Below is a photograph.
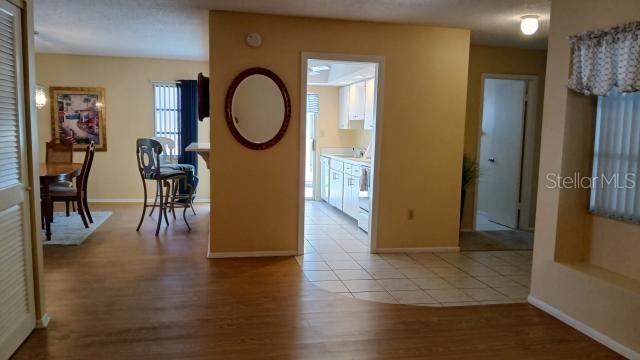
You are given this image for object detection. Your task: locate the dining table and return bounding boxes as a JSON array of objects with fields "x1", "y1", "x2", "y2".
[{"x1": 40, "y1": 162, "x2": 84, "y2": 240}]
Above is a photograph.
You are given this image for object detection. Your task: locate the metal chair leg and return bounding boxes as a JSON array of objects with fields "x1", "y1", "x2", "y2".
[
  {"x1": 182, "y1": 206, "x2": 191, "y2": 231},
  {"x1": 162, "y1": 181, "x2": 170, "y2": 226},
  {"x1": 65, "y1": 201, "x2": 70, "y2": 217},
  {"x1": 170, "y1": 179, "x2": 177, "y2": 220},
  {"x1": 149, "y1": 182, "x2": 159, "y2": 216},
  {"x1": 155, "y1": 180, "x2": 163, "y2": 236},
  {"x1": 137, "y1": 179, "x2": 148, "y2": 231},
  {"x1": 190, "y1": 203, "x2": 197, "y2": 216}
]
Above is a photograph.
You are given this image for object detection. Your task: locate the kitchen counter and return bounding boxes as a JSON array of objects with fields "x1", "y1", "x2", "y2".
[{"x1": 322, "y1": 154, "x2": 371, "y2": 167}]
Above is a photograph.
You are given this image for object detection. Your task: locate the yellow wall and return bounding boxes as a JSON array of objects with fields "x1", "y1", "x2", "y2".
[
  {"x1": 531, "y1": 0, "x2": 640, "y2": 354},
  {"x1": 461, "y1": 46, "x2": 547, "y2": 230},
  {"x1": 309, "y1": 85, "x2": 362, "y2": 152},
  {"x1": 210, "y1": 12, "x2": 470, "y2": 254},
  {"x1": 35, "y1": 54, "x2": 210, "y2": 200}
]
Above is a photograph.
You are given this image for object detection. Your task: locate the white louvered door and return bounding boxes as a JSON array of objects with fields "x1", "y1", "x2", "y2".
[{"x1": 0, "y1": 1, "x2": 36, "y2": 359}]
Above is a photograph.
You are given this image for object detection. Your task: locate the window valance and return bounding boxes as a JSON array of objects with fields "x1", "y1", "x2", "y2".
[{"x1": 568, "y1": 21, "x2": 640, "y2": 96}]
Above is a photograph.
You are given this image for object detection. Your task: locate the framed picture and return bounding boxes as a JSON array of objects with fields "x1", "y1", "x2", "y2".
[{"x1": 50, "y1": 87, "x2": 107, "y2": 151}]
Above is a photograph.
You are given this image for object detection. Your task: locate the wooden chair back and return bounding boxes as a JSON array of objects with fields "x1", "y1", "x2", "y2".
[
  {"x1": 78, "y1": 142, "x2": 95, "y2": 193},
  {"x1": 46, "y1": 141, "x2": 73, "y2": 164}
]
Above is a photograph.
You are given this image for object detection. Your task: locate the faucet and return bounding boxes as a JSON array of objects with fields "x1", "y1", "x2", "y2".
[{"x1": 352, "y1": 147, "x2": 365, "y2": 158}]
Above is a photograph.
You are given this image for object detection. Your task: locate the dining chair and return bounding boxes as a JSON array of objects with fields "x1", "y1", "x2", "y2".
[
  {"x1": 136, "y1": 138, "x2": 193, "y2": 236},
  {"x1": 45, "y1": 140, "x2": 78, "y2": 215},
  {"x1": 45, "y1": 140, "x2": 73, "y2": 163},
  {"x1": 42, "y1": 141, "x2": 95, "y2": 229}
]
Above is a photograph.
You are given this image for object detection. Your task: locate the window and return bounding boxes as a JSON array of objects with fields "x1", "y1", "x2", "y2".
[
  {"x1": 590, "y1": 89, "x2": 640, "y2": 223},
  {"x1": 153, "y1": 83, "x2": 181, "y2": 156}
]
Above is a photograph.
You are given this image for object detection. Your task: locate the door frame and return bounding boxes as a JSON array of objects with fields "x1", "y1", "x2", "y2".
[
  {"x1": 473, "y1": 74, "x2": 539, "y2": 231},
  {"x1": 298, "y1": 52, "x2": 386, "y2": 255},
  {"x1": 304, "y1": 105, "x2": 319, "y2": 200}
]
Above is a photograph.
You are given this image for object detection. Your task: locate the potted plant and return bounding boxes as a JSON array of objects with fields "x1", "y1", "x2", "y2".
[{"x1": 461, "y1": 154, "x2": 479, "y2": 221}]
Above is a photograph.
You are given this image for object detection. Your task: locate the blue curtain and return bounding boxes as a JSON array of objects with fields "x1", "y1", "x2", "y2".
[{"x1": 178, "y1": 80, "x2": 198, "y2": 175}]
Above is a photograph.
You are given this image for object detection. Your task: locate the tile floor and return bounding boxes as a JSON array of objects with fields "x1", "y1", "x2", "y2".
[{"x1": 299, "y1": 201, "x2": 532, "y2": 306}]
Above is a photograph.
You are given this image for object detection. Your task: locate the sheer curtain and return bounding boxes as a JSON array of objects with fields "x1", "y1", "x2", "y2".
[{"x1": 590, "y1": 89, "x2": 640, "y2": 223}]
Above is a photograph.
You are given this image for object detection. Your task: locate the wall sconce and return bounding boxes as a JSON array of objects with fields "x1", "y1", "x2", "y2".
[{"x1": 35, "y1": 85, "x2": 47, "y2": 109}]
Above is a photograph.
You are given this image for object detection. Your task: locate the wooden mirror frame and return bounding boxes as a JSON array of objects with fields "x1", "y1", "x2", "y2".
[{"x1": 224, "y1": 67, "x2": 291, "y2": 150}]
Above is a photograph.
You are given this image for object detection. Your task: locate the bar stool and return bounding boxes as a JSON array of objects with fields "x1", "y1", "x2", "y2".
[{"x1": 135, "y1": 138, "x2": 193, "y2": 236}]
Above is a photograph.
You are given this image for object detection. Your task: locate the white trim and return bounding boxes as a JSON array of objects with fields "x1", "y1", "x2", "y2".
[
  {"x1": 36, "y1": 313, "x2": 50, "y2": 329},
  {"x1": 207, "y1": 250, "x2": 298, "y2": 258},
  {"x1": 87, "y1": 198, "x2": 211, "y2": 203},
  {"x1": 528, "y1": 295, "x2": 640, "y2": 360},
  {"x1": 472, "y1": 74, "x2": 539, "y2": 231},
  {"x1": 299, "y1": 52, "x2": 386, "y2": 257},
  {"x1": 375, "y1": 246, "x2": 460, "y2": 253}
]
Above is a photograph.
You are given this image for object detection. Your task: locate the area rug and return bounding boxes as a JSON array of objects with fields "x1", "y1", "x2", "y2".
[
  {"x1": 459, "y1": 230, "x2": 534, "y2": 251},
  {"x1": 42, "y1": 211, "x2": 112, "y2": 246}
]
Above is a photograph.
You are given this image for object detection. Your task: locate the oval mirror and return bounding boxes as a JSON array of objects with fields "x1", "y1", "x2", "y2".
[{"x1": 225, "y1": 68, "x2": 291, "y2": 150}]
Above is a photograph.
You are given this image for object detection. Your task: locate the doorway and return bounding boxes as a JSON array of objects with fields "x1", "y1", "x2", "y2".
[
  {"x1": 473, "y1": 75, "x2": 538, "y2": 235},
  {"x1": 298, "y1": 53, "x2": 384, "y2": 257}
]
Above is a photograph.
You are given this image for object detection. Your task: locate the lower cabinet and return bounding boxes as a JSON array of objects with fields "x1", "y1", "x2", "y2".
[
  {"x1": 343, "y1": 174, "x2": 360, "y2": 219},
  {"x1": 329, "y1": 169, "x2": 343, "y2": 209},
  {"x1": 324, "y1": 157, "x2": 363, "y2": 220}
]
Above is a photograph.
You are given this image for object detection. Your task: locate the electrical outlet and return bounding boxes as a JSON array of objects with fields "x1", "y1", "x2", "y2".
[{"x1": 408, "y1": 209, "x2": 414, "y2": 220}]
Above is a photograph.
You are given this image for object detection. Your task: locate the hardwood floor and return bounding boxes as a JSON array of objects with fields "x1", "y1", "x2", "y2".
[{"x1": 12, "y1": 204, "x2": 621, "y2": 359}]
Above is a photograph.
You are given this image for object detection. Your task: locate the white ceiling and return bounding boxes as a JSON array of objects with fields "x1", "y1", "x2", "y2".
[
  {"x1": 308, "y1": 60, "x2": 376, "y2": 86},
  {"x1": 34, "y1": 0, "x2": 550, "y2": 61}
]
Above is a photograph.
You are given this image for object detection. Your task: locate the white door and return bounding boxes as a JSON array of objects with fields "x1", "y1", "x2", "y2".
[
  {"x1": 0, "y1": 1, "x2": 36, "y2": 359},
  {"x1": 478, "y1": 79, "x2": 527, "y2": 229}
]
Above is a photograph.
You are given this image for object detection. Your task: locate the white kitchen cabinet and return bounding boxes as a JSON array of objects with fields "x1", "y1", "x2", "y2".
[
  {"x1": 338, "y1": 86, "x2": 350, "y2": 129},
  {"x1": 364, "y1": 77, "x2": 376, "y2": 130},
  {"x1": 348, "y1": 82, "x2": 366, "y2": 121},
  {"x1": 320, "y1": 156, "x2": 330, "y2": 202},
  {"x1": 343, "y1": 173, "x2": 361, "y2": 219},
  {"x1": 339, "y1": 83, "x2": 366, "y2": 130},
  {"x1": 329, "y1": 169, "x2": 344, "y2": 209}
]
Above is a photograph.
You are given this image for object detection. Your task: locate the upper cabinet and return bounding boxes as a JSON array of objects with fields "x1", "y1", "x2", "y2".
[
  {"x1": 338, "y1": 79, "x2": 376, "y2": 130},
  {"x1": 338, "y1": 86, "x2": 351, "y2": 129},
  {"x1": 348, "y1": 82, "x2": 366, "y2": 121},
  {"x1": 364, "y1": 78, "x2": 376, "y2": 130}
]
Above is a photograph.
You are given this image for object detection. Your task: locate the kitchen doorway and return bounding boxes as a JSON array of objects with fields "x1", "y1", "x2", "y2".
[
  {"x1": 473, "y1": 75, "x2": 539, "y2": 234},
  {"x1": 298, "y1": 53, "x2": 384, "y2": 258}
]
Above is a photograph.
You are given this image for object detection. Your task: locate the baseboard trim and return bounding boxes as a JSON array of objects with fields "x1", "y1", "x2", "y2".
[
  {"x1": 459, "y1": 228, "x2": 474, "y2": 232},
  {"x1": 528, "y1": 295, "x2": 639, "y2": 360},
  {"x1": 36, "y1": 313, "x2": 50, "y2": 329},
  {"x1": 375, "y1": 246, "x2": 460, "y2": 253},
  {"x1": 88, "y1": 198, "x2": 211, "y2": 203},
  {"x1": 208, "y1": 250, "x2": 298, "y2": 258}
]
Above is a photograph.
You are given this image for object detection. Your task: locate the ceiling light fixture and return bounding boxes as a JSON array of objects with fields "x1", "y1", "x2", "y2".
[
  {"x1": 310, "y1": 65, "x2": 331, "y2": 72},
  {"x1": 520, "y1": 15, "x2": 539, "y2": 36}
]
